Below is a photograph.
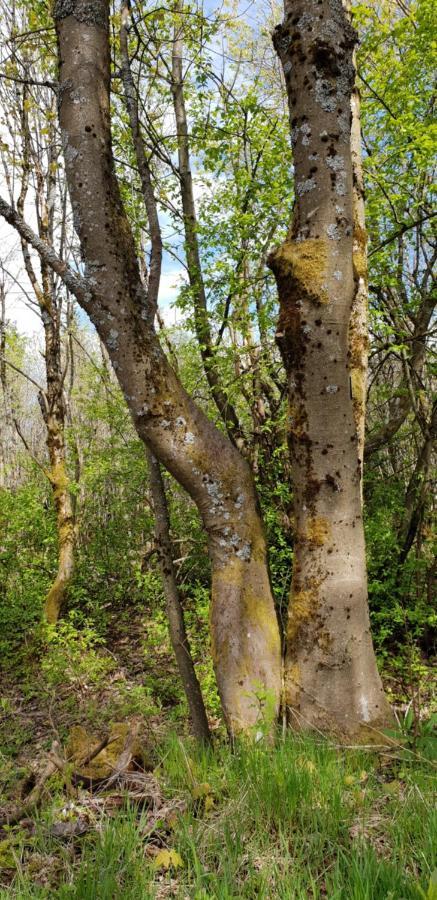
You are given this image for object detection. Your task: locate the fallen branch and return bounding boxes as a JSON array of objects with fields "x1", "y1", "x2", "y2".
[
  {"x1": 0, "y1": 741, "x2": 62, "y2": 826},
  {"x1": 96, "y1": 721, "x2": 141, "y2": 792}
]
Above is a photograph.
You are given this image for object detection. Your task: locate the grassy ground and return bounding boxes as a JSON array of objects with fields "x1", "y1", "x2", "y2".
[
  {"x1": 1, "y1": 611, "x2": 435, "y2": 898},
  {"x1": 1, "y1": 731, "x2": 435, "y2": 899}
]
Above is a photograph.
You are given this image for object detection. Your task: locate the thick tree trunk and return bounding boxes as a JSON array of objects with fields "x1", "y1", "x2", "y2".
[
  {"x1": 269, "y1": 0, "x2": 393, "y2": 736},
  {"x1": 50, "y1": 0, "x2": 281, "y2": 733},
  {"x1": 147, "y1": 450, "x2": 211, "y2": 743},
  {"x1": 349, "y1": 77, "x2": 368, "y2": 476}
]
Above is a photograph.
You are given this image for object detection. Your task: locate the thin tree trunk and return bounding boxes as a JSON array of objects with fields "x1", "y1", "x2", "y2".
[
  {"x1": 120, "y1": 7, "x2": 211, "y2": 741},
  {"x1": 43, "y1": 0, "x2": 281, "y2": 733},
  {"x1": 13, "y1": 91, "x2": 75, "y2": 624},
  {"x1": 171, "y1": 4, "x2": 244, "y2": 447},
  {"x1": 397, "y1": 400, "x2": 436, "y2": 565},
  {"x1": 0, "y1": 280, "x2": 15, "y2": 487},
  {"x1": 147, "y1": 450, "x2": 211, "y2": 743},
  {"x1": 40, "y1": 308, "x2": 75, "y2": 624},
  {"x1": 269, "y1": 0, "x2": 393, "y2": 736}
]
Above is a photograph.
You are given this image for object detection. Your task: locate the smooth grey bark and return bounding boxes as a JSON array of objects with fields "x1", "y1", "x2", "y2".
[{"x1": 269, "y1": 0, "x2": 393, "y2": 737}]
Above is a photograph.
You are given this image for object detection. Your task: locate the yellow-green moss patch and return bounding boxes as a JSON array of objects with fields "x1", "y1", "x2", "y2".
[
  {"x1": 65, "y1": 723, "x2": 147, "y2": 780},
  {"x1": 302, "y1": 515, "x2": 331, "y2": 546},
  {"x1": 268, "y1": 239, "x2": 329, "y2": 304}
]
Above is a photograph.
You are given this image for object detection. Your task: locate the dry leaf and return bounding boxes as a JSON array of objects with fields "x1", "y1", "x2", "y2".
[{"x1": 153, "y1": 849, "x2": 184, "y2": 871}]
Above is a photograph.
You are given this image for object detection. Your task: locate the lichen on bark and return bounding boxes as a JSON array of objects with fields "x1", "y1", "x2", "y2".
[{"x1": 52, "y1": 0, "x2": 107, "y2": 26}]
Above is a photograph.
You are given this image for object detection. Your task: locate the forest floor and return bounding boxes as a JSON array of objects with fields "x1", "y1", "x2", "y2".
[{"x1": 0, "y1": 610, "x2": 436, "y2": 899}]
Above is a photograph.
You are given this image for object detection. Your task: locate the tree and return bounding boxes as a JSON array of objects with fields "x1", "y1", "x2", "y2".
[
  {"x1": 0, "y1": 31, "x2": 76, "y2": 623},
  {"x1": 268, "y1": 0, "x2": 393, "y2": 734},
  {"x1": 1, "y1": 0, "x2": 405, "y2": 738},
  {"x1": 1, "y1": 0, "x2": 281, "y2": 734}
]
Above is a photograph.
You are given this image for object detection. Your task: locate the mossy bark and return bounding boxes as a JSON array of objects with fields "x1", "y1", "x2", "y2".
[
  {"x1": 269, "y1": 0, "x2": 393, "y2": 737},
  {"x1": 53, "y1": 0, "x2": 281, "y2": 733},
  {"x1": 41, "y1": 307, "x2": 75, "y2": 625},
  {"x1": 14, "y1": 91, "x2": 75, "y2": 626}
]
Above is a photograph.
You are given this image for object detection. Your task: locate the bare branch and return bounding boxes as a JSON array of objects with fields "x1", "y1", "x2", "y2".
[{"x1": 0, "y1": 195, "x2": 91, "y2": 308}]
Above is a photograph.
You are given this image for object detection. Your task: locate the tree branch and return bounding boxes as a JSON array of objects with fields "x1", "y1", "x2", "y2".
[{"x1": 0, "y1": 196, "x2": 91, "y2": 308}]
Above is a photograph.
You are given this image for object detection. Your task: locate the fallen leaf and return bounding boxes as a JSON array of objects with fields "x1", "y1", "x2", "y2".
[{"x1": 153, "y1": 848, "x2": 184, "y2": 870}]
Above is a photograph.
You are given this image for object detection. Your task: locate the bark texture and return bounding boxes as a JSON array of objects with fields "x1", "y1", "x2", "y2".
[
  {"x1": 15, "y1": 89, "x2": 75, "y2": 624},
  {"x1": 40, "y1": 311, "x2": 75, "y2": 625},
  {"x1": 269, "y1": 0, "x2": 393, "y2": 736},
  {"x1": 50, "y1": 0, "x2": 281, "y2": 732},
  {"x1": 147, "y1": 450, "x2": 211, "y2": 743}
]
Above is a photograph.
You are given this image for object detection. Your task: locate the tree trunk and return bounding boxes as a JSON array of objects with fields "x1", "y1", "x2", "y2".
[
  {"x1": 147, "y1": 450, "x2": 211, "y2": 743},
  {"x1": 397, "y1": 399, "x2": 437, "y2": 565},
  {"x1": 268, "y1": 0, "x2": 393, "y2": 736},
  {"x1": 170, "y1": 5, "x2": 244, "y2": 447},
  {"x1": 49, "y1": 0, "x2": 281, "y2": 733},
  {"x1": 40, "y1": 307, "x2": 75, "y2": 625},
  {"x1": 13, "y1": 88, "x2": 75, "y2": 625},
  {"x1": 0, "y1": 281, "x2": 15, "y2": 488}
]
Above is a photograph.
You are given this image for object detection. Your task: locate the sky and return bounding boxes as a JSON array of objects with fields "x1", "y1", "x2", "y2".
[
  {"x1": 1, "y1": 213, "x2": 187, "y2": 339},
  {"x1": 0, "y1": 0, "x2": 273, "y2": 342}
]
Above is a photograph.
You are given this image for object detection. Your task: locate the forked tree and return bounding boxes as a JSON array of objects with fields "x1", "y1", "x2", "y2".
[{"x1": 0, "y1": 0, "x2": 394, "y2": 737}]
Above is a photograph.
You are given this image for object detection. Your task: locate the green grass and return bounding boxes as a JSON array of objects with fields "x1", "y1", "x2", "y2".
[{"x1": 2, "y1": 732, "x2": 436, "y2": 899}]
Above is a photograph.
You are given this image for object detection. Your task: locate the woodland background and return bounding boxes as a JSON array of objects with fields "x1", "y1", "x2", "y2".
[{"x1": 0, "y1": 0, "x2": 435, "y2": 896}]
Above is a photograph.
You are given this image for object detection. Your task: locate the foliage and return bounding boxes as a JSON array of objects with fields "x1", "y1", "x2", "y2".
[
  {"x1": 0, "y1": 476, "x2": 55, "y2": 667},
  {"x1": 2, "y1": 733, "x2": 435, "y2": 897},
  {"x1": 40, "y1": 617, "x2": 115, "y2": 694}
]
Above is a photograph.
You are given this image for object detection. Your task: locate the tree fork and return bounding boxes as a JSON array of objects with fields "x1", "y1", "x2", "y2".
[{"x1": 43, "y1": 0, "x2": 282, "y2": 733}]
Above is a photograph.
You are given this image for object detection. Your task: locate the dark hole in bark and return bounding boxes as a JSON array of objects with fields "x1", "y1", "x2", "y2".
[{"x1": 312, "y1": 42, "x2": 340, "y2": 76}]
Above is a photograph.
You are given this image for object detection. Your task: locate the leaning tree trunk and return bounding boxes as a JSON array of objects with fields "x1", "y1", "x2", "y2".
[
  {"x1": 45, "y1": 0, "x2": 281, "y2": 734},
  {"x1": 147, "y1": 450, "x2": 211, "y2": 744},
  {"x1": 268, "y1": 0, "x2": 393, "y2": 736}
]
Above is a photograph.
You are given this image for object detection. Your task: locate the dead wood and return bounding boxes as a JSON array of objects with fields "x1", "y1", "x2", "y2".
[{"x1": 0, "y1": 741, "x2": 62, "y2": 826}]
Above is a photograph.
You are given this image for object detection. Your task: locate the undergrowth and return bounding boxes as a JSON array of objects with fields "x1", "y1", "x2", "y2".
[{"x1": 1, "y1": 732, "x2": 435, "y2": 899}]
